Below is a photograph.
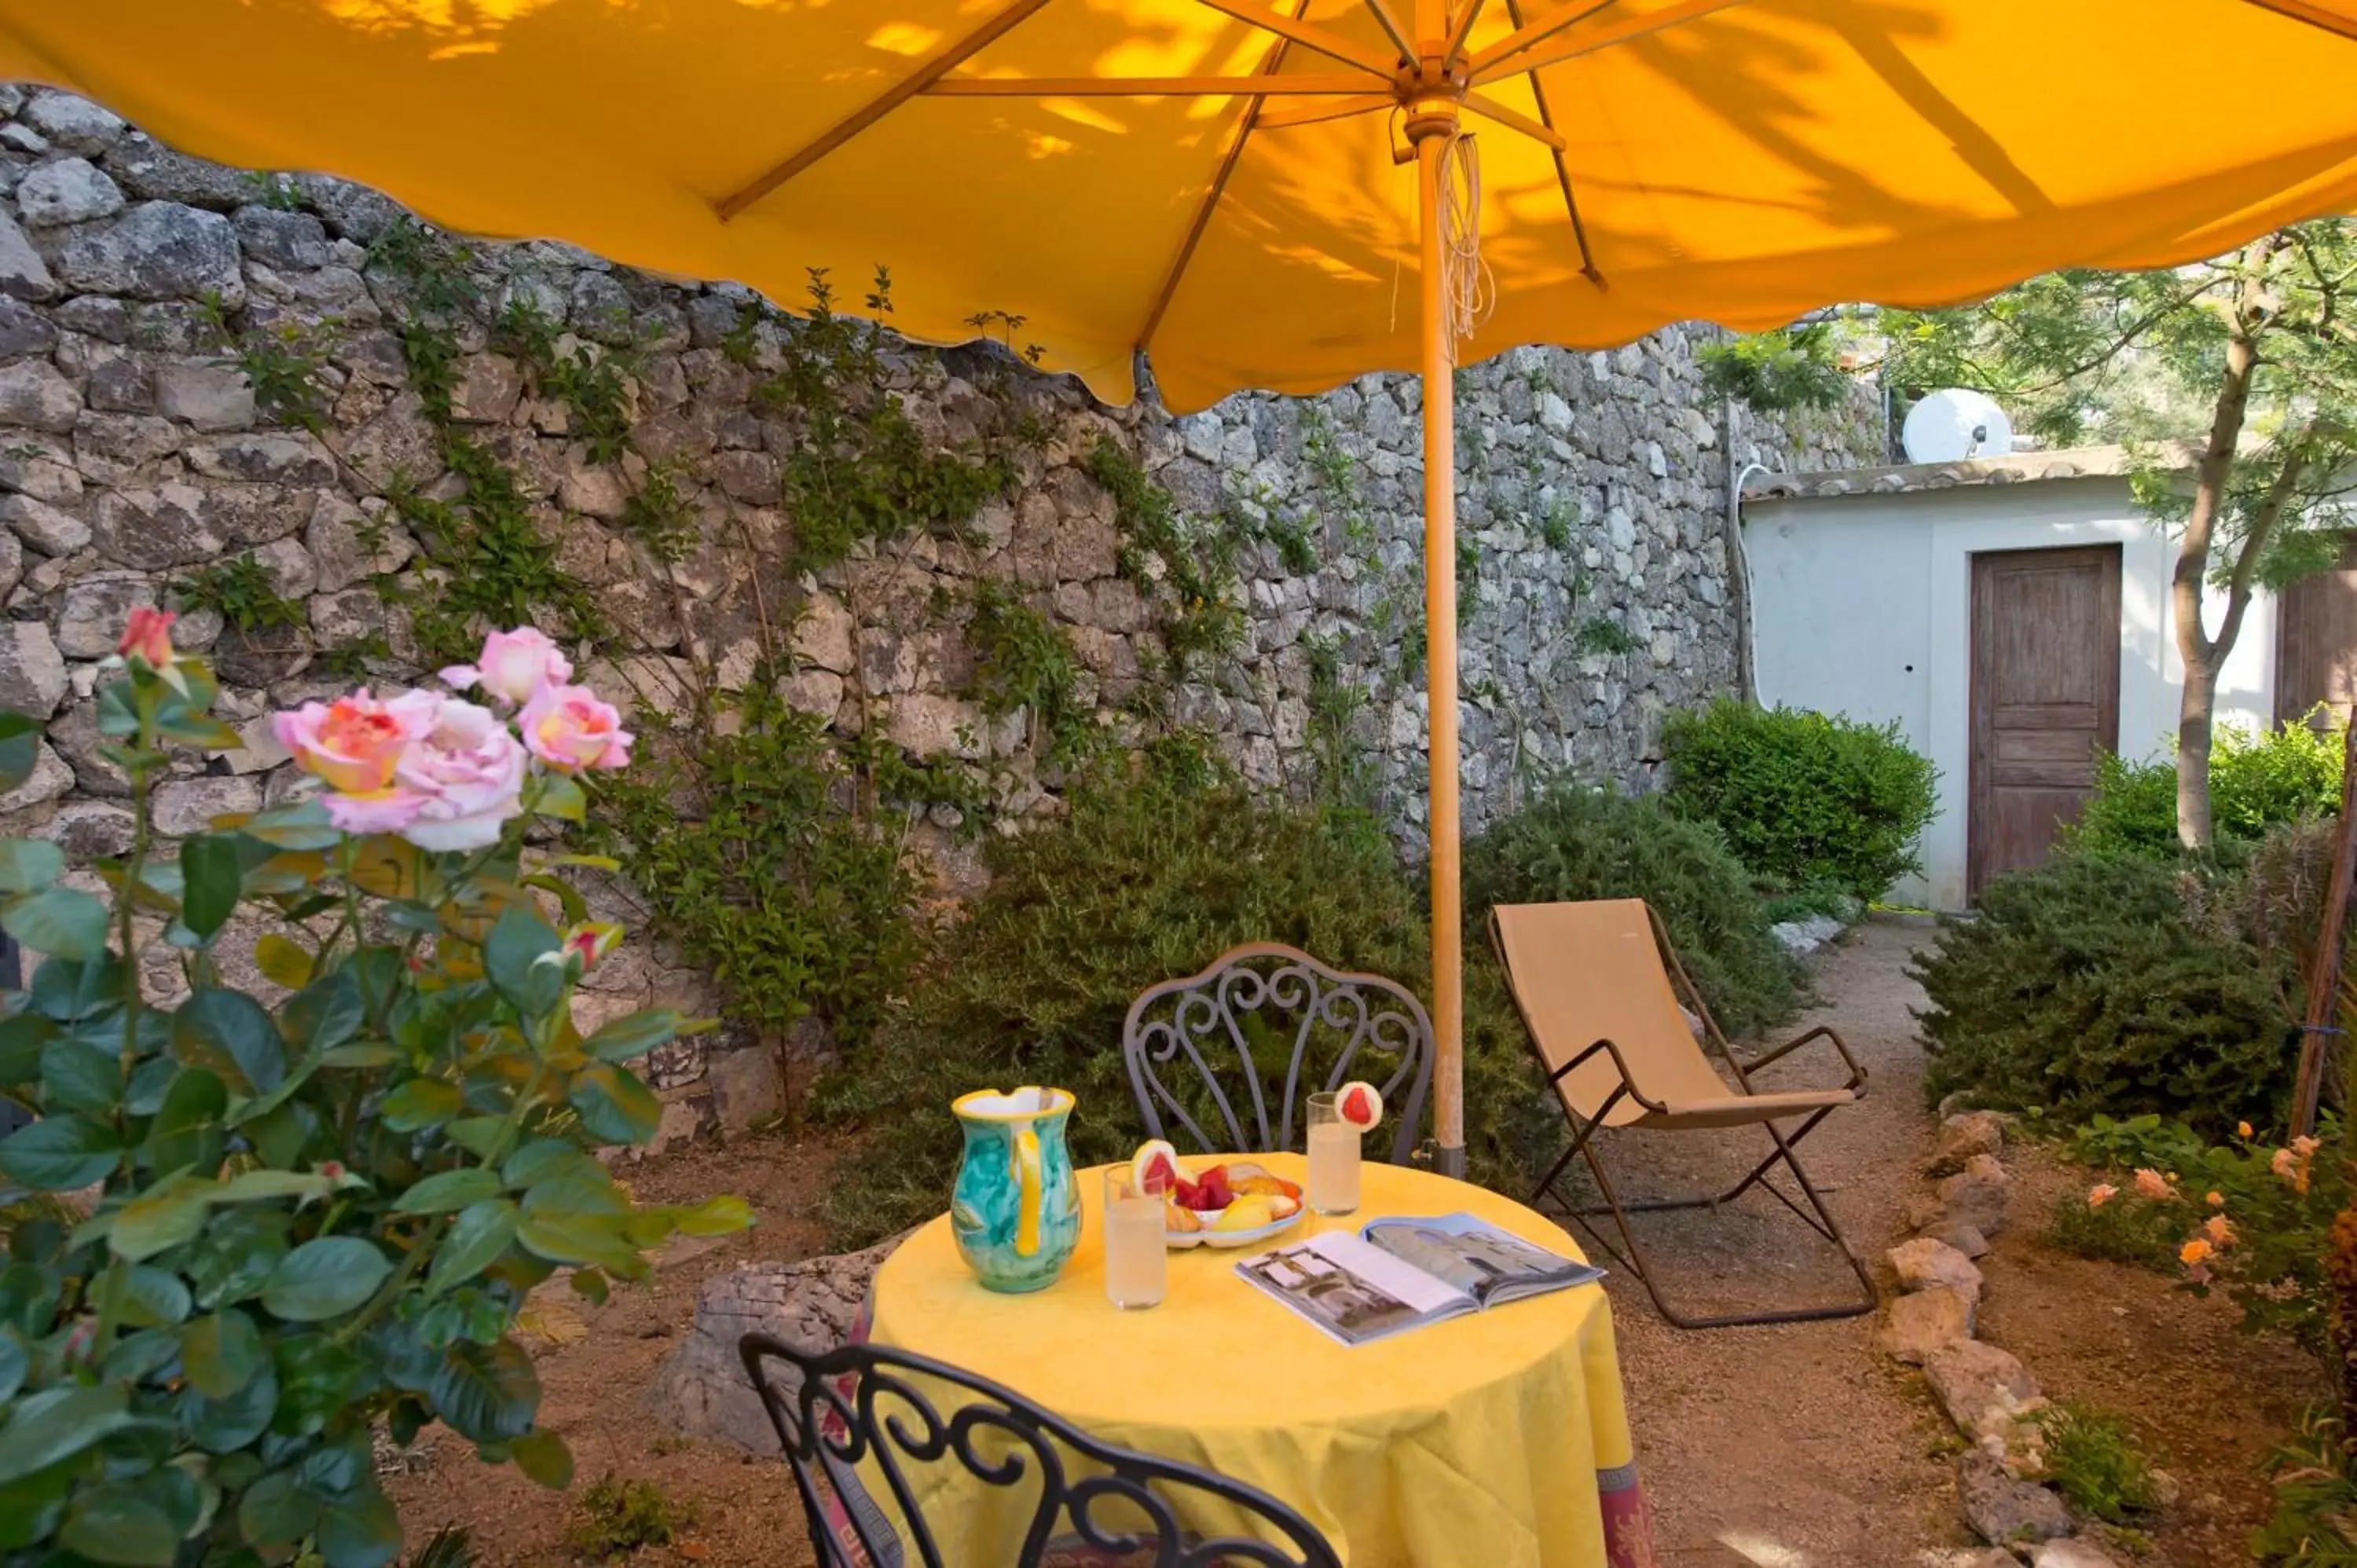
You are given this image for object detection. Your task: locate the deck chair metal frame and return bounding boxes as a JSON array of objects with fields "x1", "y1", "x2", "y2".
[{"x1": 1489, "y1": 899, "x2": 1876, "y2": 1330}]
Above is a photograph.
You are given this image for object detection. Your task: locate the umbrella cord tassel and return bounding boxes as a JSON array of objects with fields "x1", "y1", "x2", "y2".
[{"x1": 1437, "y1": 130, "x2": 1495, "y2": 362}]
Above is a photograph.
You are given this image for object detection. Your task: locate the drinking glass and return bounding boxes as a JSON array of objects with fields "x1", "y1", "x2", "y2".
[
  {"x1": 1306, "y1": 1091, "x2": 1362, "y2": 1216},
  {"x1": 1103, "y1": 1167, "x2": 1167, "y2": 1310}
]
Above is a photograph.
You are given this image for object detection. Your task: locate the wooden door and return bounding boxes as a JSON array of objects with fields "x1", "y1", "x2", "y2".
[
  {"x1": 2275, "y1": 535, "x2": 2357, "y2": 729},
  {"x1": 1969, "y1": 546, "x2": 2122, "y2": 899}
]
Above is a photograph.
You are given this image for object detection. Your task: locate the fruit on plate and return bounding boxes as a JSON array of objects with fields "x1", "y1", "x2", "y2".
[
  {"x1": 1209, "y1": 1196, "x2": 1277, "y2": 1233},
  {"x1": 1337, "y1": 1080, "x2": 1384, "y2": 1130},
  {"x1": 1131, "y1": 1138, "x2": 1185, "y2": 1196},
  {"x1": 1232, "y1": 1172, "x2": 1302, "y2": 1200},
  {"x1": 1171, "y1": 1163, "x2": 1235, "y2": 1212},
  {"x1": 1164, "y1": 1198, "x2": 1202, "y2": 1233},
  {"x1": 1266, "y1": 1192, "x2": 1302, "y2": 1221}
]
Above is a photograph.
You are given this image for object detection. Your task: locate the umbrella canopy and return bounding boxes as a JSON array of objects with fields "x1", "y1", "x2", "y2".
[
  {"x1": 9, "y1": 0, "x2": 2355, "y2": 1176},
  {"x1": 3, "y1": 1, "x2": 2353, "y2": 414}
]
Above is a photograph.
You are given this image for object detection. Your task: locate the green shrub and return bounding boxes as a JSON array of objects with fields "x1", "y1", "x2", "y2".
[
  {"x1": 2255, "y1": 1407, "x2": 2357, "y2": 1565},
  {"x1": 1660, "y1": 699, "x2": 1937, "y2": 899},
  {"x1": 1464, "y1": 781, "x2": 1802, "y2": 1039},
  {"x1": 2031, "y1": 1402, "x2": 2166, "y2": 1523},
  {"x1": 812, "y1": 760, "x2": 1551, "y2": 1247},
  {"x1": 2072, "y1": 716, "x2": 2344, "y2": 859},
  {"x1": 567, "y1": 1475, "x2": 690, "y2": 1559},
  {"x1": 1915, "y1": 852, "x2": 2295, "y2": 1134}
]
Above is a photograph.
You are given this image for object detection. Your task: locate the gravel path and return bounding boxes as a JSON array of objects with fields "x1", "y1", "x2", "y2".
[{"x1": 1590, "y1": 917, "x2": 1973, "y2": 1566}]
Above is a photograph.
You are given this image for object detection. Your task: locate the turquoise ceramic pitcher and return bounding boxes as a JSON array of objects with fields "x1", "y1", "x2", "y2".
[{"x1": 950, "y1": 1086, "x2": 1080, "y2": 1293}]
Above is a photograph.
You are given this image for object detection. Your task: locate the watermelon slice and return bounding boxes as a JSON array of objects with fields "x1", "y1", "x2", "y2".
[
  {"x1": 1338, "y1": 1080, "x2": 1384, "y2": 1130},
  {"x1": 1131, "y1": 1138, "x2": 1185, "y2": 1196}
]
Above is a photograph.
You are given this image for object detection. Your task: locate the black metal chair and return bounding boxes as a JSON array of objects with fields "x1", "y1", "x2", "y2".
[
  {"x1": 1121, "y1": 943, "x2": 1433, "y2": 1168},
  {"x1": 739, "y1": 1334, "x2": 1341, "y2": 1568}
]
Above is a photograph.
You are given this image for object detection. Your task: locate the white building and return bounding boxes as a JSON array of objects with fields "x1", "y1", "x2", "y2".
[{"x1": 1742, "y1": 446, "x2": 2353, "y2": 912}]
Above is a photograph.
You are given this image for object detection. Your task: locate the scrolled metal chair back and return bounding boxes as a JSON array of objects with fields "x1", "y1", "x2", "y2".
[
  {"x1": 1121, "y1": 943, "x2": 1433, "y2": 1167},
  {"x1": 739, "y1": 1334, "x2": 1341, "y2": 1568}
]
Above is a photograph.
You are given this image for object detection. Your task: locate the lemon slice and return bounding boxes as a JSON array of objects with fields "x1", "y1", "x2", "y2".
[
  {"x1": 1131, "y1": 1138, "x2": 1184, "y2": 1196},
  {"x1": 1337, "y1": 1080, "x2": 1384, "y2": 1130}
]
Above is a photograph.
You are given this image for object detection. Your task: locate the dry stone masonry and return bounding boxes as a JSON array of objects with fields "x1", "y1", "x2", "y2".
[{"x1": 0, "y1": 85, "x2": 1880, "y2": 1129}]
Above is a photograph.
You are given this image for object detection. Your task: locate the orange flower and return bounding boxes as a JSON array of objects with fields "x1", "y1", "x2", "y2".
[
  {"x1": 116, "y1": 606, "x2": 176, "y2": 666},
  {"x1": 2275, "y1": 1148, "x2": 2300, "y2": 1181},
  {"x1": 2294, "y1": 1135, "x2": 2322, "y2": 1158},
  {"x1": 2203, "y1": 1214, "x2": 2235, "y2": 1247},
  {"x1": 2237, "y1": 1121, "x2": 2255, "y2": 1139},
  {"x1": 2179, "y1": 1237, "x2": 2214, "y2": 1267},
  {"x1": 2205, "y1": 1190, "x2": 2225, "y2": 1208},
  {"x1": 2087, "y1": 1183, "x2": 2119, "y2": 1208},
  {"x1": 2132, "y1": 1167, "x2": 2174, "y2": 1201}
]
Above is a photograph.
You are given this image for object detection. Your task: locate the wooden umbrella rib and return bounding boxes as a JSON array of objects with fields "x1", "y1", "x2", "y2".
[
  {"x1": 2246, "y1": 0, "x2": 2357, "y2": 39},
  {"x1": 922, "y1": 73, "x2": 1380, "y2": 96},
  {"x1": 1136, "y1": 1, "x2": 1321, "y2": 354},
  {"x1": 1192, "y1": 0, "x2": 1404, "y2": 76},
  {"x1": 1461, "y1": 87, "x2": 1567, "y2": 148},
  {"x1": 1255, "y1": 94, "x2": 1391, "y2": 129},
  {"x1": 714, "y1": 0, "x2": 1050, "y2": 222},
  {"x1": 1444, "y1": 0, "x2": 1492, "y2": 64},
  {"x1": 1501, "y1": 0, "x2": 1604, "y2": 284},
  {"x1": 1362, "y1": 0, "x2": 1417, "y2": 62},
  {"x1": 1474, "y1": 0, "x2": 1750, "y2": 82},
  {"x1": 1466, "y1": 0, "x2": 1619, "y2": 75}
]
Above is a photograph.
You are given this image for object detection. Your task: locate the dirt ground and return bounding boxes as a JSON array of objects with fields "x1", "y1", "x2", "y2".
[{"x1": 390, "y1": 918, "x2": 2309, "y2": 1567}]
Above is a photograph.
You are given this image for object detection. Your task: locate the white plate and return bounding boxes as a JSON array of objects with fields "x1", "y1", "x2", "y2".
[{"x1": 1165, "y1": 1203, "x2": 1309, "y2": 1251}]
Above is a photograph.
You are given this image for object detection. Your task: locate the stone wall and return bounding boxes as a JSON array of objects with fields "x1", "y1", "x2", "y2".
[{"x1": 0, "y1": 86, "x2": 1882, "y2": 1134}]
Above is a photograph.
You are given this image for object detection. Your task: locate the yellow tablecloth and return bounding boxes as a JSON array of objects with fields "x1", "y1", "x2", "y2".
[{"x1": 867, "y1": 1153, "x2": 1650, "y2": 1567}]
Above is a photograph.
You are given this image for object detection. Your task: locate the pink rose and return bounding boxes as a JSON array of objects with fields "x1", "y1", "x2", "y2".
[
  {"x1": 118, "y1": 606, "x2": 177, "y2": 666},
  {"x1": 564, "y1": 921, "x2": 622, "y2": 973},
  {"x1": 273, "y1": 689, "x2": 438, "y2": 833},
  {"x1": 438, "y1": 627, "x2": 574, "y2": 708},
  {"x1": 519, "y1": 683, "x2": 632, "y2": 772},
  {"x1": 393, "y1": 696, "x2": 527, "y2": 852}
]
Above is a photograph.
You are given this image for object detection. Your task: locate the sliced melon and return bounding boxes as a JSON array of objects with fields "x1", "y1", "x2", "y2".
[{"x1": 1131, "y1": 1138, "x2": 1184, "y2": 1196}]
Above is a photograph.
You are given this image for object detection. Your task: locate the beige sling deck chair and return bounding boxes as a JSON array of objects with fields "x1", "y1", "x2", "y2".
[{"x1": 1490, "y1": 899, "x2": 1876, "y2": 1329}]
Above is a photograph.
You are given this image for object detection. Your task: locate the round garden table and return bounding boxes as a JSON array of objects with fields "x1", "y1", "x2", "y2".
[{"x1": 867, "y1": 1152, "x2": 1658, "y2": 1568}]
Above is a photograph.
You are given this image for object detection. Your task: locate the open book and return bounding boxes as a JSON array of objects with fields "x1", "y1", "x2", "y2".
[{"x1": 1234, "y1": 1212, "x2": 1605, "y2": 1346}]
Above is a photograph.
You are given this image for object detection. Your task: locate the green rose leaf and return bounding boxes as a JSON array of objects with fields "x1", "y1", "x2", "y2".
[
  {"x1": 178, "y1": 833, "x2": 245, "y2": 940},
  {"x1": 2, "y1": 886, "x2": 111, "y2": 962},
  {"x1": 428, "y1": 1335, "x2": 541, "y2": 1444},
  {"x1": 240, "y1": 800, "x2": 343, "y2": 851},
  {"x1": 284, "y1": 968, "x2": 365, "y2": 1054},
  {"x1": 484, "y1": 903, "x2": 566, "y2": 1019},
  {"x1": 315, "y1": 1484, "x2": 402, "y2": 1568},
  {"x1": 181, "y1": 1208, "x2": 290, "y2": 1311},
  {"x1": 0, "y1": 712, "x2": 37, "y2": 795},
  {"x1": 142, "y1": 1068, "x2": 229, "y2": 1180},
  {"x1": 568, "y1": 1063, "x2": 659, "y2": 1145},
  {"x1": 0, "y1": 1383, "x2": 131, "y2": 1484},
  {"x1": 119, "y1": 1265, "x2": 193, "y2": 1328},
  {"x1": 515, "y1": 1210, "x2": 642, "y2": 1275},
  {"x1": 0, "y1": 1011, "x2": 55, "y2": 1085},
  {"x1": 445, "y1": 1116, "x2": 509, "y2": 1160},
  {"x1": 0, "y1": 1114, "x2": 123, "y2": 1190},
  {"x1": 58, "y1": 1480, "x2": 181, "y2": 1568},
  {"x1": 0, "y1": 1333, "x2": 23, "y2": 1402},
  {"x1": 500, "y1": 1138, "x2": 588, "y2": 1190},
  {"x1": 173, "y1": 987, "x2": 287, "y2": 1097},
  {"x1": 581, "y1": 1008, "x2": 685, "y2": 1064},
  {"x1": 235, "y1": 1468, "x2": 321, "y2": 1548},
  {"x1": 211, "y1": 1168, "x2": 338, "y2": 1205},
  {"x1": 427, "y1": 1200, "x2": 516, "y2": 1296},
  {"x1": 111, "y1": 1182, "x2": 218, "y2": 1262},
  {"x1": 273, "y1": 1333, "x2": 370, "y2": 1439},
  {"x1": 182, "y1": 1308, "x2": 266, "y2": 1399},
  {"x1": 535, "y1": 772, "x2": 588, "y2": 823},
  {"x1": 262, "y1": 1236, "x2": 391, "y2": 1322},
  {"x1": 673, "y1": 1195, "x2": 757, "y2": 1237},
  {"x1": 0, "y1": 838, "x2": 62, "y2": 896},
  {"x1": 379, "y1": 1078, "x2": 463, "y2": 1134},
  {"x1": 183, "y1": 1361, "x2": 278, "y2": 1453},
  {"x1": 38, "y1": 1036, "x2": 122, "y2": 1116},
  {"x1": 510, "y1": 1427, "x2": 574, "y2": 1489},
  {"x1": 394, "y1": 1167, "x2": 503, "y2": 1215}
]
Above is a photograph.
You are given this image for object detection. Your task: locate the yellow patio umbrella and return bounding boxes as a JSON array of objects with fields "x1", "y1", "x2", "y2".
[{"x1": 7, "y1": 0, "x2": 2356, "y2": 1177}]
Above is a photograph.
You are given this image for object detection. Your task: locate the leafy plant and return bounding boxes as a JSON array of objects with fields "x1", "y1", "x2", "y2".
[
  {"x1": 1696, "y1": 321, "x2": 1851, "y2": 412},
  {"x1": 1462, "y1": 781, "x2": 1802, "y2": 1040},
  {"x1": 812, "y1": 755, "x2": 1550, "y2": 1247},
  {"x1": 2031, "y1": 1402, "x2": 2166, "y2": 1524},
  {"x1": 566, "y1": 1475, "x2": 688, "y2": 1559},
  {"x1": 1093, "y1": 438, "x2": 1247, "y2": 676},
  {"x1": 199, "y1": 294, "x2": 339, "y2": 434},
  {"x1": 1661, "y1": 699, "x2": 1937, "y2": 900},
  {"x1": 174, "y1": 554, "x2": 306, "y2": 637},
  {"x1": 1915, "y1": 852, "x2": 2296, "y2": 1134},
  {"x1": 387, "y1": 437, "x2": 605, "y2": 665},
  {"x1": 493, "y1": 299, "x2": 635, "y2": 464},
  {"x1": 585, "y1": 668, "x2": 926, "y2": 1053},
  {"x1": 618, "y1": 458, "x2": 702, "y2": 566},
  {"x1": 0, "y1": 625, "x2": 749, "y2": 1567},
  {"x1": 2073, "y1": 715, "x2": 2344, "y2": 860},
  {"x1": 2255, "y1": 1405, "x2": 2357, "y2": 1565},
  {"x1": 964, "y1": 581, "x2": 1081, "y2": 759}
]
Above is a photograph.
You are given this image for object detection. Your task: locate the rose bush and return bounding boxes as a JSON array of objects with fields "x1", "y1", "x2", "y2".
[{"x1": 0, "y1": 620, "x2": 743, "y2": 1567}]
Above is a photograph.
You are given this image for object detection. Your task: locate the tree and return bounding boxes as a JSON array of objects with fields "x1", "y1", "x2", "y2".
[{"x1": 1883, "y1": 222, "x2": 2357, "y2": 848}]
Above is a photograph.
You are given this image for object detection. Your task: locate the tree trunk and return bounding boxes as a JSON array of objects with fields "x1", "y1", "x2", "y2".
[{"x1": 2168, "y1": 246, "x2": 2272, "y2": 849}]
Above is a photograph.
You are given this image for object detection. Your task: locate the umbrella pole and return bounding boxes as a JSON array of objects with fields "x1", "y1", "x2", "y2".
[{"x1": 1415, "y1": 126, "x2": 1466, "y2": 1181}]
